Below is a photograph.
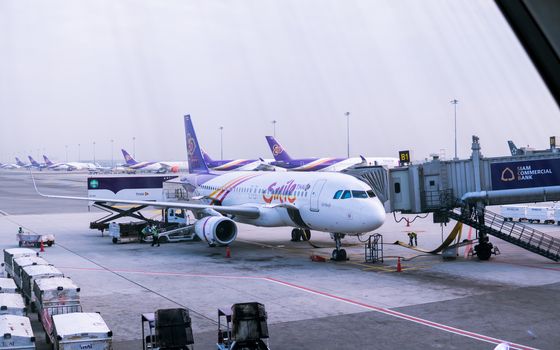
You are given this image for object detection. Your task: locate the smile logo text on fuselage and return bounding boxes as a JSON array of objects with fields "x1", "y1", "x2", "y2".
[{"x1": 263, "y1": 179, "x2": 308, "y2": 204}]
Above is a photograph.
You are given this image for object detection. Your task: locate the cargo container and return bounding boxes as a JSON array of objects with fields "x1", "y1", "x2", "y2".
[
  {"x1": 34, "y1": 276, "x2": 82, "y2": 343},
  {"x1": 0, "y1": 278, "x2": 17, "y2": 294},
  {"x1": 12, "y1": 256, "x2": 49, "y2": 289},
  {"x1": 0, "y1": 293, "x2": 27, "y2": 316},
  {"x1": 52, "y1": 312, "x2": 112, "y2": 350},
  {"x1": 20, "y1": 265, "x2": 63, "y2": 310},
  {"x1": 500, "y1": 205, "x2": 527, "y2": 222},
  {"x1": 526, "y1": 206, "x2": 555, "y2": 224},
  {"x1": 0, "y1": 315, "x2": 35, "y2": 349},
  {"x1": 3, "y1": 249, "x2": 38, "y2": 278}
]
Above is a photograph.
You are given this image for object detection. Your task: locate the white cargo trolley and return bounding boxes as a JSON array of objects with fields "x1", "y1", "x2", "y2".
[
  {"x1": 0, "y1": 294, "x2": 27, "y2": 316},
  {"x1": 0, "y1": 278, "x2": 18, "y2": 294},
  {"x1": 3, "y1": 249, "x2": 38, "y2": 278},
  {"x1": 0, "y1": 314, "x2": 35, "y2": 349},
  {"x1": 12, "y1": 256, "x2": 49, "y2": 290},
  {"x1": 20, "y1": 265, "x2": 63, "y2": 310},
  {"x1": 52, "y1": 312, "x2": 113, "y2": 350}
]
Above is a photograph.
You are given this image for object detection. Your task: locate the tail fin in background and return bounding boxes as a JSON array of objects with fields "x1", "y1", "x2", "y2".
[
  {"x1": 15, "y1": 157, "x2": 25, "y2": 166},
  {"x1": 184, "y1": 115, "x2": 209, "y2": 174},
  {"x1": 28, "y1": 156, "x2": 39, "y2": 166},
  {"x1": 265, "y1": 136, "x2": 292, "y2": 162},
  {"x1": 43, "y1": 155, "x2": 54, "y2": 166},
  {"x1": 507, "y1": 141, "x2": 523, "y2": 156},
  {"x1": 201, "y1": 149, "x2": 213, "y2": 163},
  {"x1": 121, "y1": 149, "x2": 138, "y2": 165}
]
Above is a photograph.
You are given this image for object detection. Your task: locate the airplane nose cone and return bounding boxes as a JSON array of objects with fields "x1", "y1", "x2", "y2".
[{"x1": 369, "y1": 198, "x2": 386, "y2": 230}]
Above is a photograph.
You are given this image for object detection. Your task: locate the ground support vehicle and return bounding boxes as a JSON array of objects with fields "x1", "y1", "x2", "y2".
[
  {"x1": 3, "y1": 248, "x2": 37, "y2": 278},
  {"x1": 52, "y1": 312, "x2": 112, "y2": 350},
  {"x1": 0, "y1": 314, "x2": 35, "y2": 349}
]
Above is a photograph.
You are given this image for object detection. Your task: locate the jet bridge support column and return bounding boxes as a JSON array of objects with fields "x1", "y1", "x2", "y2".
[{"x1": 473, "y1": 203, "x2": 493, "y2": 260}]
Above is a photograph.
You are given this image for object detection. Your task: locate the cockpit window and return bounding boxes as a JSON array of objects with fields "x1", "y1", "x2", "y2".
[
  {"x1": 333, "y1": 190, "x2": 343, "y2": 199},
  {"x1": 341, "y1": 190, "x2": 351, "y2": 199},
  {"x1": 367, "y1": 190, "x2": 376, "y2": 198},
  {"x1": 352, "y1": 190, "x2": 368, "y2": 198}
]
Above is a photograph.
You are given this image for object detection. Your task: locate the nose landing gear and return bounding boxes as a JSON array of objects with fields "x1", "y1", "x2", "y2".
[{"x1": 331, "y1": 233, "x2": 347, "y2": 261}]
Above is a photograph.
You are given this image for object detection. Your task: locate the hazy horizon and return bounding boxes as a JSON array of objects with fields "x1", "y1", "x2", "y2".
[{"x1": 1, "y1": 0, "x2": 558, "y2": 165}]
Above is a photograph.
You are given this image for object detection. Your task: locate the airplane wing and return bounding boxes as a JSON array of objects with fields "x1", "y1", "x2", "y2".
[{"x1": 31, "y1": 175, "x2": 260, "y2": 219}]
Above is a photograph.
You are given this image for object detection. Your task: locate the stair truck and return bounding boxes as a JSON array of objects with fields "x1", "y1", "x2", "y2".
[
  {"x1": 217, "y1": 302, "x2": 270, "y2": 350},
  {"x1": 3, "y1": 248, "x2": 38, "y2": 278},
  {"x1": 12, "y1": 256, "x2": 49, "y2": 290},
  {"x1": 51, "y1": 312, "x2": 113, "y2": 350},
  {"x1": 0, "y1": 314, "x2": 35, "y2": 349},
  {"x1": 0, "y1": 293, "x2": 27, "y2": 316},
  {"x1": 20, "y1": 265, "x2": 63, "y2": 311},
  {"x1": 0, "y1": 278, "x2": 17, "y2": 294}
]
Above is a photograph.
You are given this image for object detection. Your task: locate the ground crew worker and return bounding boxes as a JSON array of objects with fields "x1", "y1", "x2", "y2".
[
  {"x1": 140, "y1": 225, "x2": 150, "y2": 242},
  {"x1": 18, "y1": 227, "x2": 23, "y2": 234},
  {"x1": 412, "y1": 231, "x2": 418, "y2": 246},
  {"x1": 151, "y1": 225, "x2": 160, "y2": 247},
  {"x1": 407, "y1": 232, "x2": 414, "y2": 246}
]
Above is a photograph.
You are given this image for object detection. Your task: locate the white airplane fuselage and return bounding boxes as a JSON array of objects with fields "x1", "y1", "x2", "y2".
[{"x1": 190, "y1": 171, "x2": 385, "y2": 234}]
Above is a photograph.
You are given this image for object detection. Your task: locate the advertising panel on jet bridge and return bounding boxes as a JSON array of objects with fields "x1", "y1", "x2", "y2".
[
  {"x1": 491, "y1": 158, "x2": 560, "y2": 190},
  {"x1": 87, "y1": 175, "x2": 178, "y2": 201}
]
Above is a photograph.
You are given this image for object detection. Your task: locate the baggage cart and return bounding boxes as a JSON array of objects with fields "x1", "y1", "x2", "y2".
[
  {"x1": 20, "y1": 265, "x2": 63, "y2": 310},
  {"x1": 3, "y1": 248, "x2": 38, "y2": 278},
  {"x1": 0, "y1": 278, "x2": 17, "y2": 294},
  {"x1": 0, "y1": 293, "x2": 27, "y2": 316},
  {"x1": 0, "y1": 314, "x2": 35, "y2": 349},
  {"x1": 12, "y1": 256, "x2": 49, "y2": 290},
  {"x1": 155, "y1": 308, "x2": 194, "y2": 350},
  {"x1": 52, "y1": 312, "x2": 113, "y2": 350},
  {"x1": 16, "y1": 231, "x2": 55, "y2": 248}
]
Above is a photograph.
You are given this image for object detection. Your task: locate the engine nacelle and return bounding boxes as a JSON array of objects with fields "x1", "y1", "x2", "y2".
[{"x1": 194, "y1": 216, "x2": 238, "y2": 246}]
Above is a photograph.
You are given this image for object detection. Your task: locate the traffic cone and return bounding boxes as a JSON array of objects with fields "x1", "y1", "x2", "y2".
[
  {"x1": 40, "y1": 241, "x2": 45, "y2": 253},
  {"x1": 225, "y1": 246, "x2": 231, "y2": 258},
  {"x1": 396, "y1": 257, "x2": 402, "y2": 272}
]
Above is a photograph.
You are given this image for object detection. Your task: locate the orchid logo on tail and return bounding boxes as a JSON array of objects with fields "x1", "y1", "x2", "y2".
[
  {"x1": 187, "y1": 135, "x2": 196, "y2": 156},
  {"x1": 272, "y1": 144, "x2": 283, "y2": 156}
]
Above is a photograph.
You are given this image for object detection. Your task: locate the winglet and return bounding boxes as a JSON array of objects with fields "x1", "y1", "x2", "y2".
[
  {"x1": 184, "y1": 115, "x2": 209, "y2": 174},
  {"x1": 265, "y1": 136, "x2": 292, "y2": 162}
]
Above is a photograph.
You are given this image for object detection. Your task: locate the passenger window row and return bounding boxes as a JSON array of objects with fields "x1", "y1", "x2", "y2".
[{"x1": 333, "y1": 190, "x2": 375, "y2": 199}]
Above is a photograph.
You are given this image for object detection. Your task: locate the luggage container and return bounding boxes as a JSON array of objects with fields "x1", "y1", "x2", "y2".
[
  {"x1": 0, "y1": 293, "x2": 27, "y2": 316},
  {"x1": 0, "y1": 278, "x2": 17, "y2": 294},
  {"x1": 0, "y1": 315, "x2": 35, "y2": 349},
  {"x1": 154, "y1": 308, "x2": 194, "y2": 349},
  {"x1": 12, "y1": 256, "x2": 49, "y2": 290},
  {"x1": 3, "y1": 248, "x2": 38, "y2": 278},
  {"x1": 20, "y1": 265, "x2": 63, "y2": 310},
  {"x1": 217, "y1": 303, "x2": 269, "y2": 350},
  {"x1": 500, "y1": 205, "x2": 527, "y2": 222},
  {"x1": 34, "y1": 276, "x2": 82, "y2": 343},
  {"x1": 52, "y1": 312, "x2": 112, "y2": 350}
]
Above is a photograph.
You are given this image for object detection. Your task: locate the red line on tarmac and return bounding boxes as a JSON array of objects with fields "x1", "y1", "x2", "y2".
[{"x1": 59, "y1": 266, "x2": 537, "y2": 349}]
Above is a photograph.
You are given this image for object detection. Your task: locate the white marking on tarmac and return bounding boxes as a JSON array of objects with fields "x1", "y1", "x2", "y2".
[
  {"x1": 0, "y1": 209, "x2": 9, "y2": 216},
  {"x1": 59, "y1": 266, "x2": 536, "y2": 349}
]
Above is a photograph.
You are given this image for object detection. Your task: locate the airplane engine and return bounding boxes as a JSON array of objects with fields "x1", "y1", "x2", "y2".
[{"x1": 194, "y1": 216, "x2": 238, "y2": 246}]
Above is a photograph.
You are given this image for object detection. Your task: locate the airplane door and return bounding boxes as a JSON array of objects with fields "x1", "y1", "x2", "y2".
[{"x1": 310, "y1": 179, "x2": 327, "y2": 212}]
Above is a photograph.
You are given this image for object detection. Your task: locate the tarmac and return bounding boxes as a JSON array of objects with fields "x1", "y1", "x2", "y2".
[{"x1": 1, "y1": 170, "x2": 559, "y2": 349}]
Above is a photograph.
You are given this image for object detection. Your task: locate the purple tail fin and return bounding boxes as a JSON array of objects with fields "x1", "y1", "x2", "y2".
[
  {"x1": 43, "y1": 155, "x2": 54, "y2": 166},
  {"x1": 15, "y1": 157, "x2": 25, "y2": 166},
  {"x1": 28, "y1": 156, "x2": 39, "y2": 166},
  {"x1": 265, "y1": 136, "x2": 292, "y2": 162},
  {"x1": 184, "y1": 115, "x2": 209, "y2": 174},
  {"x1": 121, "y1": 149, "x2": 137, "y2": 165}
]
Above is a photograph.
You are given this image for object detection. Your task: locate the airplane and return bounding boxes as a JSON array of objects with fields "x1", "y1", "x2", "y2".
[
  {"x1": 15, "y1": 157, "x2": 32, "y2": 168},
  {"x1": 0, "y1": 162, "x2": 20, "y2": 169},
  {"x1": 265, "y1": 136, "x2": 400, "y2": 171},
  {"x1": 28, "y1": 156, "x2": 48, "y2": 169},
  {"x1": 43, "y1": 155, "x2": 74, "y2": 171},
  {"x1": 34, "y1": 115, "x2": 386, "y2": 261},
  {"x1": 201, "y1": 149, "x2": 275, "y2": 171},
  {"x1": 42, "y1": 155, "x2": 101, "y2": 171},
  {"x1": 507, "y1": 140, "x2": 558, "y2": 156},
  {"x1": 121, "y1": 149, "x2": 188, "y2": 173}
]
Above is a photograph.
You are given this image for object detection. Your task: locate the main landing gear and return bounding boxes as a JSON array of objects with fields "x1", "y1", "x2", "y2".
[
  {"x1": 331, "y1": 233, "x2": 347, "y2": 261},
  {"x1": 291, "y1": 228, "x2": 311, "y2": 242}
]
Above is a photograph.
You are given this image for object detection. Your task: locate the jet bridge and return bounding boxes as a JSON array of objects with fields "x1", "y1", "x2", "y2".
[
  {"x1": 388, "y1": 136, "x2": 560, "y2": 261},
  {"x1": 346, "y1": 136, "x2": 560, "y2": 261}
]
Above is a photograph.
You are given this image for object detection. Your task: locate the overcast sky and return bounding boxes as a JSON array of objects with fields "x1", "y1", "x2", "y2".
[{"x1": 0, "y1": 0, "x2": 558, "y2": 164}]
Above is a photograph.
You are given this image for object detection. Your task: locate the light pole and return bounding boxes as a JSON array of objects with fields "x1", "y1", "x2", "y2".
[
  {"x1": 450, "y1": 99, "x2": 459, "y2": 159},
  {"x1": 110, "y1": 139, "x2": 114, "y2": 167},
  {"x1": 345, "y1": 112, "x2": 350, "y2": 158},
  {"x1": 93, "y1": 141, "x2": 96, "y2": 164},
  {"x1": 78, "y1": 144, "x2": 81, "y2": 162},
  {"x1": 132, "y1": 136, "x2": 136, "y2": 159},
  {"x1": 272, "y1": 120, "x2": 277, "y2": 138},
  {"x1": 65, "y1": 145, "x2": 68, "y2": 162},
  {"x1": 219, "y1": 126, "x2": 224, "y2": 160}
]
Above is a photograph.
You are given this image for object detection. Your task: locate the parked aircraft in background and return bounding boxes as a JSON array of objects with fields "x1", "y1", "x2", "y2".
[
  {"x1": 15, "y1": 157, "x2": 32, "y2": 168},
  {"x1": 28, "y1": 156, "x2": 48, "y2": 169},
  {"x1": 201, "y1": 149, "x2": 274, "y2": 171},
  {"x1": 43, "y1": 155, "x2": 75, "y2": 171},
  {"x1": 507, "y1": 140, "x2": 558, "y2": 156},
  {"x1": 265, "y1": 136, "x2": 399, "y2": 171},
  {"x1": 35, "y1": 115, "x2": 386, "y2": 261},
  {"x1": 0, "y1": 162, "x2": 20, "y2": 169},
  {"x1": 121, "y1": 149, "x2": 188, "y2": 173}
]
